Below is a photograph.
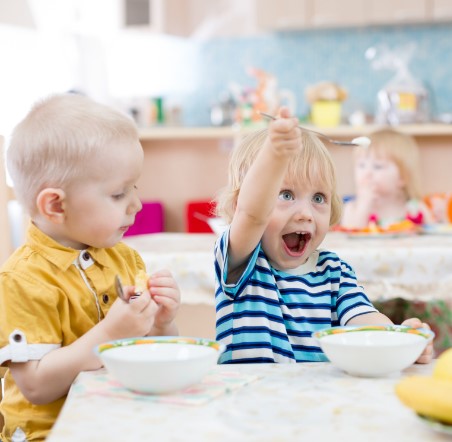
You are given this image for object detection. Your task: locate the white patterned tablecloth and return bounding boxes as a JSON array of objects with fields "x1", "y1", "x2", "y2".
[
  {"x1": 47, "y1": 362, "x2": 446, "y2": 442},
  {"x1": 322, "y1": 232, "x2": 452, "y2": 302}
]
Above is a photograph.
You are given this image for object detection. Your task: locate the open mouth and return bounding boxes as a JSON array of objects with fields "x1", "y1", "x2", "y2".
[{"x1": 282, "y1": 231, "x2": 311, "y2": 256}]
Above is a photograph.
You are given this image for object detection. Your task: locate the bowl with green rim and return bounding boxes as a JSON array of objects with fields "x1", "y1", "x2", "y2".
[
  {"x1": 95, "y1": 336, "x2": 225, "y2": 394},
  {"x1": 313, "y1": 325, "x2": 434, "y2": 377}
]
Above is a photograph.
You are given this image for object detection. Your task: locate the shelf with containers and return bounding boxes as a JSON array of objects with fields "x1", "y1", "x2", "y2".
[{"x1": 136, "y1": 124, "x2": 452, "y2": 232}]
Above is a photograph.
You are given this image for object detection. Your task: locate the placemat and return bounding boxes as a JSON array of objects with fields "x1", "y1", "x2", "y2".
[{"x1": 72, "y1": 370, "x2": 260, "y2": 405}]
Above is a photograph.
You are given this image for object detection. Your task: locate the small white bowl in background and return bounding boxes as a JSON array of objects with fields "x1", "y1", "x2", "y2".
[
  {"x1": 95, "y1": 336, "x2": 225, "y2": 394},
  {"x1": 313, "y1": 325, "x2": 434, "y2": 378},
  {"x1": 207, "y1": 217, "x2": 228, "y2": 236}
]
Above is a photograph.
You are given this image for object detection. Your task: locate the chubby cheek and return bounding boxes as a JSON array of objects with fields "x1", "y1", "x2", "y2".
[
  {"x1": 87, "y1": 210, "x2": 121, "y2": 235},
  {"x1": 261, "y1": 224, "x2": 281, "y2": 254},
  {"x1": 315, "y1": 207, "x2": 332, "y2": 232}
]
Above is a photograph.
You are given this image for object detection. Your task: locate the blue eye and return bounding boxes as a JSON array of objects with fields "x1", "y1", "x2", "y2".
[
  {"x1": 279, "y1": 190, "x2": 294, "y2": 201},
  {"x1": 313, "y1": 193, "x2": 325, "y2": 204}
]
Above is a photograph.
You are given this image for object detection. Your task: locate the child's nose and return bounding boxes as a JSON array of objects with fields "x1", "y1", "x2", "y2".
[
  {"x1": 293, "y1": 200, "x2": 313, "y2": 222},
  {"x1": 128, "y1": 193, "x2": 142, "y2": 215}
]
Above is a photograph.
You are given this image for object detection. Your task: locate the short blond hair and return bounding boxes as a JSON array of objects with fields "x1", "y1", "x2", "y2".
[
  {"x1": 215, "y1": 128, "x2": 342, "y2": 226},
  {"x1": 7, "y1": 93, "x2": 139, "y2": 216},
  {"x1": 354, "y1": 128, "x2": 422, "y2": 200}
]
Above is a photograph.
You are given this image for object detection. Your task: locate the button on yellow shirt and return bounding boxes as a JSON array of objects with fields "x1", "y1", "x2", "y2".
[{"x1": 0, "y1": 223, "x2": 146, "y2": 441}]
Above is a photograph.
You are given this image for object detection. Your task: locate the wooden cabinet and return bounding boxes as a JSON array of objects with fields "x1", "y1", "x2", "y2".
[
  {"x1": 311, "y1": 0, "x2": 432, "y2": 28},
  {"x1": 430, "y1": 0, "x2": 452, "y2": 21},
  {"x1": 256, "y1": 0, "x2": 367, "y2": 31},
  {"x1": 75, "y1": 0, "x2": 452, "y2": 37},
  {"x1": 123, "y1": 0, "x2": 256, "y2": 37},
  {"x1": 370, "y1": 0, "x2": 428, "y2": 25},
  {"x1": 256, "y1": 0, "x2": 312, "y2": 31},
  {"x1": 119, "y1": 0, "x2": 452, "y2": 38},
  {"x1": 310, "y1": 0, "x2": 367, "y2": 28},
  {"x1": 122, "y1": 0, "x2": 194, "y2": 35},
  {"x1": 254, "y1": 0, "x2": 450, "y2": 33}
]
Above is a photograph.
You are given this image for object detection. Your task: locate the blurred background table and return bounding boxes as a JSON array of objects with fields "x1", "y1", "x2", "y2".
[
  {"x1": 124, "y1": 234, "x2": 217, "y2": 340},
  {"x1": 322, "y1": 232, "x2": 452, "y2": 302},
  {"x1": 123, "y1": 232, "x2": 452, "y2": 353}
]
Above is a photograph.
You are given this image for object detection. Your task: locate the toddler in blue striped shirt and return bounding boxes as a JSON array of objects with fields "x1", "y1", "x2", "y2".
[{"x1": 213, "y1": 107, "x2": 433, "y2": 364}]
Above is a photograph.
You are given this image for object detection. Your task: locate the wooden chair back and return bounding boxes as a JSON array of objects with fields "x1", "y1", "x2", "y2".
[
  {"x1": 0, "y1": 136, "x2": 14, "y2": 265},
  {"x1": 0, "y1": 366, "x2": 6, "y2": 430}
]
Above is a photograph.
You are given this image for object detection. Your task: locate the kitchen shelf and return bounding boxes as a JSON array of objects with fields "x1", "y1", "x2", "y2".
[
  {"x1": 138, "y1": 123, "x2": 452, "y2": 140},
  {"x1": 136, "y1": 122, "x2": 452, "y2": 232}
]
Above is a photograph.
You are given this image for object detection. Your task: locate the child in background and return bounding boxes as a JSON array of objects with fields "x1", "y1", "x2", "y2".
[
  {"x1": 0, "y1": 94, "x2": 180, "y2": 441},
  {"x1": 424, "y1": 192, "x2": 452, "y2": 224},
  {"x1": 341, "y1": 129, "x2": 433, "y2": 229},
  {"x1": 214, "y1": 108, "x2": 433, "y2": 364}
]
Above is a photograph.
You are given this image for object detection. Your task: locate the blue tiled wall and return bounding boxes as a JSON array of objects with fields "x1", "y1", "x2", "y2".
[{"x1": 180, "y1": 24, "x2": 452, "y2": 126}]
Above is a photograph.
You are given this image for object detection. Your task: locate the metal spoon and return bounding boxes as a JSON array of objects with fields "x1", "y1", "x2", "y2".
[
  {"x1": 115, "y1": 275, "x2": 128, "y2": 302},
  {"x1": 260, "y1": 112, "x2": 368, "y2": 147},
  {"x1": 115, "y1": 274, "x2": 141, "y2": 303}
]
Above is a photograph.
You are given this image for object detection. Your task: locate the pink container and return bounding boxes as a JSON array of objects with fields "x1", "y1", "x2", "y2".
[{"x1": 124, "y1": 201, "x2": 164, "y2": 236}]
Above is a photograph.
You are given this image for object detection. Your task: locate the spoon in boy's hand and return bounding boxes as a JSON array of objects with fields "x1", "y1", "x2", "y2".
[
  {"x1": 260, "y1": 112, "x2": 370, "y2": 148},
  {"x1": 115, "y1": 275, "x2": 141, "y2": 303}
]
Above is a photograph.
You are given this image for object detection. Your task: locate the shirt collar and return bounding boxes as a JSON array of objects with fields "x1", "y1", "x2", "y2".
[
  {"x1": 283, "y1": 250, "x2": 320, "y2": 275},
  {"x1": 27, "y1": 223, "x2": 112, "y2": 271}
]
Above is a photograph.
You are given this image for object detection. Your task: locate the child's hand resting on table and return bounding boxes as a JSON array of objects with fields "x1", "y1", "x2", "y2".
[{"x1": 401, "y1": 317, "x2": 434, "y2": 364}]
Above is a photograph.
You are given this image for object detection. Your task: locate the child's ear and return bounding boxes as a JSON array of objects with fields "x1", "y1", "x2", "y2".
[{"x1": 36, "y1": 188, "x2": 66, "y2": 223}]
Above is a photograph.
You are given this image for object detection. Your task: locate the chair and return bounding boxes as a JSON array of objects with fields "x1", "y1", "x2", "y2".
[
  {"x1": 0, "y1": 136, "x2": 14, "y2": 265},
  {"x1": 0, "y1": 366, "x2": 5, "y2": 430}
]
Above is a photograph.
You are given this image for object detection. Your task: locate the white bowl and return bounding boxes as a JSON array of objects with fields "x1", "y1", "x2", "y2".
[
  {"x1": 313, "y1": 325, "x2": 434, "y2": 377},
  {"x1": 206, "y1": 217, "x2": 228, "y2": 236},
  {"x1": 95, "y1": 336, "x2": 225, "y2": 394}
]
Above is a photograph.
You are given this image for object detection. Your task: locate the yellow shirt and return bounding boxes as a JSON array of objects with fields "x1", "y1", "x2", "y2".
[{"x1": 0, "y1": 223, "x2": 145, "y2": 441}]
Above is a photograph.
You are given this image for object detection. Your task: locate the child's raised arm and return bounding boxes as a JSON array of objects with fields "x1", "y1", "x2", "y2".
[{"x1": 228, "y1": 108, "x2": 300, "y2": 272}]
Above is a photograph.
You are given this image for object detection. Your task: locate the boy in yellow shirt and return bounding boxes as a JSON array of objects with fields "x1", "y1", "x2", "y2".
[{"x1": 0, "y1": 94, "x2": 180, "y2": 441}]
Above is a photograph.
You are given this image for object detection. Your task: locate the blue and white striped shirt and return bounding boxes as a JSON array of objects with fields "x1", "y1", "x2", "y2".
[{"x1": 215, "y1": 230, "x2": 377, "y2": 364}]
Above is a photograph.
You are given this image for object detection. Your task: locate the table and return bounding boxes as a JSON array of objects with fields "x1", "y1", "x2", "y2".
[
  {"x1": 47, "y1": 362, "x2": 444, "y2": 442},
  {"x1": 124, "y1": 233, "x2": 217, "y2": 306},
  {"x1": 322, "y1": 232, "x2": 452, "y2": 303},
  {"x1": 124, "y1": 233, "x2": 217, "y2": 339}
]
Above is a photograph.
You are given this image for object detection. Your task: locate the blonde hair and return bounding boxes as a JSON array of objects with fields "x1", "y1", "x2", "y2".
[
  {"x1": 216, "y1": 128, "x2": 342, "y2": 226},
  {"x1": 7, "y1": 93, "x2": 139, "y2": 216},
  {"x1": 354, "y1": 129, "x2": 422, "y2": 199}
]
